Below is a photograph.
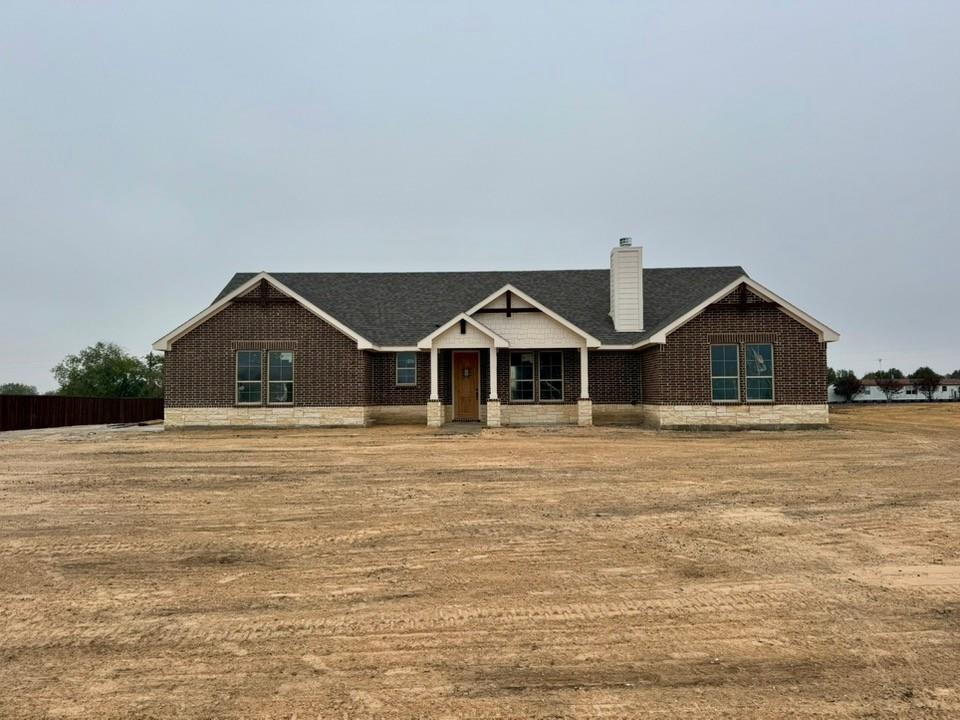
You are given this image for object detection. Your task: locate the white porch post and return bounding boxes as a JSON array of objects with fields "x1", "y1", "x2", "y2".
[
  {"x1": 580, "y1": 346, "x2": 590, "y2": 399},
  {"x1": 430, "y1": 346, "x2": 439, "y2": 401},
  {"x1": 427, "y1": 346, "x2": 442, "y2": 427},
  {"x1": 578, "y1": 346, "x2": 593, "y2": 426},
  {"x1": 486, "y1": 346, "x2": 501, "y2": 427}
]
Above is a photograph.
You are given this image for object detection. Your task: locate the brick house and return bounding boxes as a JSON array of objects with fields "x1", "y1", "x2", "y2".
[{"x1": 154, "y1": 239, "x2": 838, "y2": 429}]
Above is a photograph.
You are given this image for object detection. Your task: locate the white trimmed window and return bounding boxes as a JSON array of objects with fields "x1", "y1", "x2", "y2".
[
  {"x1": 396, "y1": 352, "x2": 417, "y2": 386},
  {"x1": 237, "y1": 351, "x2": 262, "y2": 404},
  {"x1": 510, "y1": 352, "x2": 535, "y2": 401},
  {"x1": 710, "y1": 344, "x2": 739, "y2": 402},
  {"x1": 745, "y1": 344, "x2": 774, "y2": 402},
  {"x1": 538, "y1": 351, "x2": 563, "y2": 401},
  {"x1": 268, "y1": 351, "x2": 294, "y2": 404}
]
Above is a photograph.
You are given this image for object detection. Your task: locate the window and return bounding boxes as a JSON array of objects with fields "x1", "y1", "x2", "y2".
[
  {"x1": 710, "y1": 344, "x2": 739, "y2": 402},
  {"x1": 745, "y1": 344, "x2": 774, "y2": 402},
  {"x1": 539, "y1": 351, "x2": 563, "y2": 401},
  {"x1": 510, "y1": 352, "x2": 535, "y2": 401},
  {"x1": 268, "y1": 351, "x2": 294, "y2": 404},
  {"x1": 396, "y1": 352, "x2": 417, "y2": 386},
  {"x1": 236, "y1": 351, "x2": 262, "y2": 404}
]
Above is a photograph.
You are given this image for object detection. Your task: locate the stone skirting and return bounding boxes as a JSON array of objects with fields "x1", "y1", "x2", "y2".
[
  {"x1": 368, "y1": 405, "x2": 426, "y2": 425},
  {"x1": 642, "y1": 403, "x2": 829, "y2": 429},
  {"x1": 592, "y1": 403, "x2": 645, "y2": 425},
  {"x1": 500, "y1": 403, "x2": 578, "y2": 426},
  {"x1": 164, "y1": 406, "x2": 370, "y2": 428}
]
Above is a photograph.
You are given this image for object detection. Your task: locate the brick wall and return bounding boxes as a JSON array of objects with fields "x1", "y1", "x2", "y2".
[
  {"x1": 646, "y1": 285, "x2": 827, "y2": 405},
  {"x1": 589, "y1": 350, "x2": 642, "y2": 404},
  {"x1": 368, "y1": 351, "x2": 431, "y2": 405},
  {"x1": 164, "y1": 296, "x2": 369, "y2": 408}
]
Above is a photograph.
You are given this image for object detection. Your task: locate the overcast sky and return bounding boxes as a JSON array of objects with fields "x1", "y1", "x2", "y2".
[{"x1": 2, "y1": 2, "x2": 958, "y2": 391}]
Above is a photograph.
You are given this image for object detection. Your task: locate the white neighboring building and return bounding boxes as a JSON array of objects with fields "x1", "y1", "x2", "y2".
[{"x1": 829, "y1": 378, "x2": 960, "y2": 402}]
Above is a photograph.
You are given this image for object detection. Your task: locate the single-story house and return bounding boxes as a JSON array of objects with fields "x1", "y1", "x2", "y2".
[
  {"x1": 829, "y1": 378, "x2": 960, "y2": 402},
  {"x1": 153, "y1": 239, "x2": 839, "y2": 429}
]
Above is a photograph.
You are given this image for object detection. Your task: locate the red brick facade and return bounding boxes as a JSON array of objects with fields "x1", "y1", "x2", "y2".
[
  {"x1": 641, "y1": 286, "x2": 827, "y2": 405},
  {"x1": 164, "y1": 282, "x2": 826, "y2": 410}
]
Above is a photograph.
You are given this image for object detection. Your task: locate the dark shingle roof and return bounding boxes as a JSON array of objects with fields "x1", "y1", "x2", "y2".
[{"x1": 214, "y1": 266, "x2": 747, "y2": 346}]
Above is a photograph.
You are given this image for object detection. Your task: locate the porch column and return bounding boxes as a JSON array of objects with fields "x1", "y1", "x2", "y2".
[
  {"x1": 487, "y1": 346, "x2": 501, "y2": 428},
  {"x1": 578, "y1": 346, "x2": 592, "y2": 426},
  {"x1": 427, "y1": 346, "x2": 443, "y2": 427}
]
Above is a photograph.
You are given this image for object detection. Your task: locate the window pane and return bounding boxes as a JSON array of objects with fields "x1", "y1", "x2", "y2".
[
  {"x1": 539, "y1": 351, "x2": 563, "y2": 401},
  {"x1": 269, "y1": 381, "x2": 294, "y2": 403},
  {"x1": 396, "y1": 352, "x2": 417, "y2": 385},
  {"x1": 237, "y1": 351, "x2": 261, "y2": 381},
  {"x1": 510, "y1": 353, "x2": 535, "y2": 400},
  {"x1": 269, "y1": 351, "x2": 294, "y2": 381},
  {"x1": 711, "y1": 344, "x2": 738, "y2": 377},
  {"x1": 746, "y1": 377, "x2": 773, "y2": 401},
  {"x1": 238, "y1": 381, "x2": 261, "y2": 403},
  {"x1": 745, "y1": 344, "x2": 772, "y2": 377},
  {"x1": 712, "y1": 378, "x2": 738, "y2": 401}
]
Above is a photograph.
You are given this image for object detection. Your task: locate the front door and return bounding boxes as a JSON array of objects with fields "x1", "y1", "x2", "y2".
[{"x1": 452, "y1": 351, "x2": 480, "y2": 421}]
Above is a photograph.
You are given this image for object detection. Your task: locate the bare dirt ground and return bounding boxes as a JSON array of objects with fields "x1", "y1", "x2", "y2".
[{"x1": 1, "y1": 405, "x2": 959, "y2": 719}]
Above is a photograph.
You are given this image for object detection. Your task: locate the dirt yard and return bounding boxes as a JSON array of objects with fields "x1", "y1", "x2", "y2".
[{"x1": 1, "y1": 405, "x2": 958, "y2": 718}]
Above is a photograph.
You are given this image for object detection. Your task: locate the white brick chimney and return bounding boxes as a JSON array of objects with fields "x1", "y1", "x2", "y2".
[{"x1": 609, "y1": 237, "x2": 643, "y2": 331}]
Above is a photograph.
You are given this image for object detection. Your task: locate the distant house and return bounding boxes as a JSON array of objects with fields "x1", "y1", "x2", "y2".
[
  {"x1": 154, "y1": 239, "x2": 839, "y2": 429},
  {"x1": 829, "y1": 378, "x2": 960, "y2": 402}
]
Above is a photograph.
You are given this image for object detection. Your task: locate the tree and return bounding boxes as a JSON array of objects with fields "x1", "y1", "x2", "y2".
[
  {"x1": 912, "y1": 366, "x2": 942, "y2": 401},
  {"x1": 947, "y1": 370, "x2": 960, "y2": 380},
  {"x1": 827, "y1": 367, "x2": 838, "y2": 385},
  {"x1": 0, "y1": 382, "x2": 38, "y2": 395},
  {"x1": 832, "y1": 370, "x2": 863, "y2": 402},
  {"x1": 863, "y1": 368, "x2": 904, "y2": 380},
  {"x1": 52, "y1": 342, "x2": 163, "y2": 398},
  {"x1": 875, "y1": 376, "x2": 904, "y2": 402}
]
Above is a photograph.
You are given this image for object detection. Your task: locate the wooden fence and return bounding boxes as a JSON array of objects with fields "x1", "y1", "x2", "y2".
[{"x1": 0, "y1": 395, "x2": 164, "y2": 432}]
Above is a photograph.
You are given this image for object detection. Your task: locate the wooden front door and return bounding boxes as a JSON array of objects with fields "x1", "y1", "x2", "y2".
[{"x1": 452, "y1": 351, "x2": 480, "y2": 421}]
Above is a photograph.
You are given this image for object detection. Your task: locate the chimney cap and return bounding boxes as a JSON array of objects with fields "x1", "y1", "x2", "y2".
[{"x1": 618, "y1": 237, "x2": 632, "y2": 247}]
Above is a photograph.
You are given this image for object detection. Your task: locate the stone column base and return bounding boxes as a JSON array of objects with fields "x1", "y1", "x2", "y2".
[
  {"x1": 426, "y1": 399, "x2": 444, "y2": 427},
  {"x1": 486, "y1": 399, "x2": 501, "y2": 427},
  {"x1": 577, "y1": 399, "x2": 593, "y2": 426}
]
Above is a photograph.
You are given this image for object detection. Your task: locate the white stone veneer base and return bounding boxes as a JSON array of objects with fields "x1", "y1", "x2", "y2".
[
  {"x1": 642, "y1": 403, "x2": 829, "y2": 429},
  {"x1": 165, "y1": 406, "x2": 370, "y2": 427}
]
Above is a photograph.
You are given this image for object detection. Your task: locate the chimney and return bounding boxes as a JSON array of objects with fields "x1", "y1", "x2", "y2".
[{"x1": 610, "y1": 237, "x2": 643, "y2": 331}]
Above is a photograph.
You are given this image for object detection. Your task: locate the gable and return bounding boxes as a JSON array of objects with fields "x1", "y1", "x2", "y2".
[{"x1": 471, "y1": 292, "x2": 587, "y2": 348}]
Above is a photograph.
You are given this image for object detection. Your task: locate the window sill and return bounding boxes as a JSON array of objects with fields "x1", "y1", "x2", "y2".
[{"x1": 396, "y1": 384, "x2": 418, "y2": 388}]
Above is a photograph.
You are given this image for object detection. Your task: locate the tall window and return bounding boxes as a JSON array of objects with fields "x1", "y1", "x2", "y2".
[
  {"x1": 268, "y1": 351, "x2": 294, "y2": 404},
  {"x1": 237, "y1": 351, "x2": 262, "y2": 404},
  {"x1": 539, "y1": 351, "x2": 563, "y2": 401},
  {"x1": 745, "y1": 344, "x2": 773, "y2": 401},
  {"x1": 510, "y1": 352, "x2": 535, "y2": 401},
  {"x1": 710, "y1": 344, "x2": 739, "y2": 402},
  {"x1": 396, "y1": 352, "x2": 417, "y2": 386}
]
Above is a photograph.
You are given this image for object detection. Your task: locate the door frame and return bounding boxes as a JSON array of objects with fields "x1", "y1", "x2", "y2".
[{"x1": 451, "y1": 350, "x2": 481, "y2": 421}]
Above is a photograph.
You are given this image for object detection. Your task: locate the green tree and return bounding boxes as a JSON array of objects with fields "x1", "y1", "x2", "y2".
[
  {"x1": 912, "y1": 366, "x2": 942, "y2": 401},
  {"x1": 0, "y1": 382, "x2": 38, "y2": 395},
  {"x1": 52, "y1": 342, "x2": 163, "y2": 398},
  {"x1": 832, "y1": 370, "x2": 863, "y2": 402},
  {"x1": 826, "y1": 367, "x2": 837, "y2": 385},
  {"x1": 863, "y1": 368, "x2": 904, "y2": 380},
  {"x1": 947, "y1": 370, "x2": 960, "y2": 380},
  {"x1": 875, "y1": 376, "x2": 903, "y2": 402}
]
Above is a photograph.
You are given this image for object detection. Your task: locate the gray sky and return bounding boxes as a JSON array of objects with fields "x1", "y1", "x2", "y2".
[{"x1": 2, "y1": 2, "x2": 958, "y2": 391}]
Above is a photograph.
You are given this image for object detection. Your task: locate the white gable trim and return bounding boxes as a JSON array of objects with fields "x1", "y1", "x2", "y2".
[
  {"x1": 152, "y1": 272, "x2": 374, "y2": 351},
  {"x1": 639, "y1": 275, "x2": 839, "y2": 347},
  {"x1": 417, "y1": 313, "x2": 509, "y2": 349},
  {"x1": 465, "y1": 284, "x2": 601, "y2": 348}
]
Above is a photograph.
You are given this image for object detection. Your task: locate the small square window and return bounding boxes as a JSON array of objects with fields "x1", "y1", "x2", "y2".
[{"x1": 396, "y1": 352, "x2": 417, "y2": 386}]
